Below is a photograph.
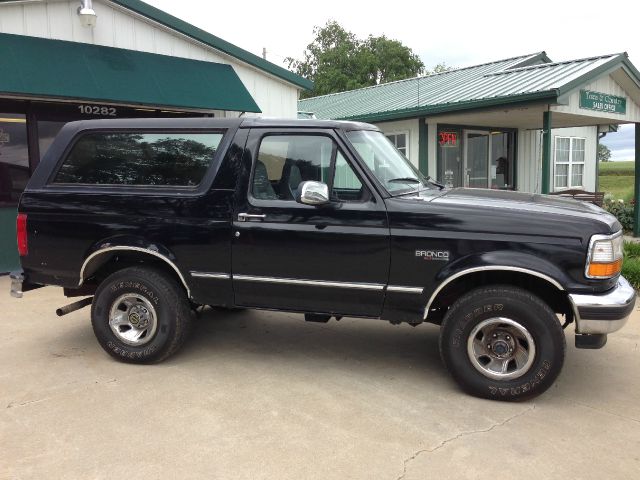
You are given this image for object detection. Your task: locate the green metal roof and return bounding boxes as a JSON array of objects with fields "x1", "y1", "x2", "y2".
[
  {"x1": 299, "y1": 52, "x2": 640, "y2": 122},
  {"x1": 0, "y1": 32, "x2": 261, "y2": 113},
  {"x1": 110, "y1": 0, "x2": 313, "y2": 90}
]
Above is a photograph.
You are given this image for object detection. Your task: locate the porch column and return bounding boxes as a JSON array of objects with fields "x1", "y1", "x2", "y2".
[
  {"x1": 541, "y1": 110, "x2": 552, "y2": 194},
  {"x1": 418, "y1": 117, "x2": 428, "y2": 176},
  {"x1": 634, "y1": 123, "x2": 640, "y2": 237}
]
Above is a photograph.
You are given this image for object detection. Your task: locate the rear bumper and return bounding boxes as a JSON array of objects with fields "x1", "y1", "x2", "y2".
[
  {"x1": 570, "y1": 276, "x2": 636, "y2": 335},
  {"x1": 10, "y1": 271, "x2": 24, "y2": 298}
]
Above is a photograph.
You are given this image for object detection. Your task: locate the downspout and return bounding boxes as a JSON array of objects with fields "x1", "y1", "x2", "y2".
[
  {"x1": 596, "y1": 130, "x2": 607, "y2": 192},
  {"x1": 77, "y1": 0, "x2": 97, "y2": 28},
  {"x1": 79, "y1": 0, "x2": 95, "y2": 14},
  {"x1": 541, "y1": 109, "x2": 552, "y2": 194}
]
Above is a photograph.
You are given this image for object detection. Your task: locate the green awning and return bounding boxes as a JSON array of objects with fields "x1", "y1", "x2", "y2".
[{"x1": 0, "y1": 32, "x2": 261, "y2": 113}]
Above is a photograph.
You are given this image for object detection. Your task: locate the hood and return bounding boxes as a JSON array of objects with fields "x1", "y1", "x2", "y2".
[{"x1": 403, "y1": 188, "x2": 620, "y2": 231}]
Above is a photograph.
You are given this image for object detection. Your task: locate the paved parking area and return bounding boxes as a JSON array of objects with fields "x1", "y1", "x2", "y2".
[{"x1": 1, "y1": 276, "x2": 639, "y2": 479}]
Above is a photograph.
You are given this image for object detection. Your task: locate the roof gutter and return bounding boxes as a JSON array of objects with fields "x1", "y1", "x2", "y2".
[{"x1": 337, "y1": 90, "x2": 560, "y2": 123}]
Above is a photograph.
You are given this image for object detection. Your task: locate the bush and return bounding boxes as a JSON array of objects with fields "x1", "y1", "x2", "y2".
[
  {"x1": 623, "y1": 242, "x2": 640, "y2": 290},
  {"x1": 622, "y1": 259, "x2": 640, "y2": 290},
  {"x1": 603, "y1": 198, "x2": 634, "y2": 232},
  {"x1": 624, "y1": 240, "x2": 640, "y2": 259}
]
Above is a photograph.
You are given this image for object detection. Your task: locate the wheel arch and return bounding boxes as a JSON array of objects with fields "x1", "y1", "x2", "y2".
[
  {"x1": 79, "y1": 245, "x2": 191, "y2": 298},
  {"x1": 425, "y1": 266, "x2": 571, "y2": 322}
]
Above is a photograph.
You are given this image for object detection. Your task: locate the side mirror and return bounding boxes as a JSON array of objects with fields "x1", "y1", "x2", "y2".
[{"x1": 297, "y1": 181, "x2": 330, "y2": 205}]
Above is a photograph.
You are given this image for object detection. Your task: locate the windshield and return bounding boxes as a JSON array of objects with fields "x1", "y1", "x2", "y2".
[{"x1": 346, "y1": 130, "x2": 436, "y2": 195}]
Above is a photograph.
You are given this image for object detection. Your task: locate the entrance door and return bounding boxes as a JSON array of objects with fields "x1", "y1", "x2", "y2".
[
  {"x1": 0, "y1": 113, "x2": 29, "y2": 273},
  {"x1": 464, "y1": 130, "x2": 490, "y2": 188},
  {"x1": 231, "y1": 129, "x2": 390, "y2": 317}
]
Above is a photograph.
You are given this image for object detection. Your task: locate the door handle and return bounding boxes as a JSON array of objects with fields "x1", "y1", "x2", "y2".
[{"x1": 238, "y1": 212, "x2": 266, "y2": 222}]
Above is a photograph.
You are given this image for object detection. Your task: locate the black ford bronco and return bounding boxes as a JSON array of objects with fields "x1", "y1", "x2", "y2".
[{"x1": 10, "y1": 117, "x2": 636, "y2": 400}]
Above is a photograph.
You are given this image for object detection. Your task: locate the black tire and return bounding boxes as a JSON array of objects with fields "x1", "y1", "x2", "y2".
[
  {"x1": 91, "y1": 266, "x2": 192, "y2": 364},
  {"x1": 439, "y1": 285, "x2": 565, "y2": 401}
]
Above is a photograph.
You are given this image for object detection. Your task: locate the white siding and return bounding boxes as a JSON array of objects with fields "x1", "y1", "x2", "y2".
[
  {"x1": 427, "y1": 120, "x2": 438, "y2": 176},
  {"x1": 518, "y1": 126, "x2": 597, "y2": 193},
  {"x1": 552, "y1": 73, "x2": 640, "y2": 124},
  {"x1": 0, "y1": 0, "x2": 301, "y2": 117},
  {"x1": 374, "y1": 118, "x2": 420, "y2": 166}
]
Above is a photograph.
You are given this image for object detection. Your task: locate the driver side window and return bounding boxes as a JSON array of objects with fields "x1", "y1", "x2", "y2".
[{"x1": 252, "y1": 134, "x2": 367, "y2": 202}]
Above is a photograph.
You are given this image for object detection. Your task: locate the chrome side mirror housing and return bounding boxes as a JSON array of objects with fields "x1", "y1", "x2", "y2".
[{"x1": 297, "y1": 181, "x2": 330, "y2": 205}]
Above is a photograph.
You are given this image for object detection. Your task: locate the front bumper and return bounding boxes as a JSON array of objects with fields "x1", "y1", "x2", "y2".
[{"x1": 570, "y1": 276, "x2": 636, "y2": 335}]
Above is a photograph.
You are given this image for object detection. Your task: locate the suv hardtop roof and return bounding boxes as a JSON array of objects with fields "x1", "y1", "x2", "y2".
[{"x1": 61, "y1": 117, "x2": 379, "y2": 132}]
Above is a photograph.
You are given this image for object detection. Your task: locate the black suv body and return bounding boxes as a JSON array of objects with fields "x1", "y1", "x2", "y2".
[{"x1": 10, "y1": 118, "x2": 635, "y2": 400}]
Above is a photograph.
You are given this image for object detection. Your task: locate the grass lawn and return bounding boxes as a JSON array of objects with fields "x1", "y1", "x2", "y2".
[
  {"x1": 599, "y1": 175, "x2": 635, "y2": 201},
  {"x1": 599, "y1": 160, "x2": 634, "y2": 175},
  {"x1": 599, "y1": 161, "x2": 635, "y2": 201}
]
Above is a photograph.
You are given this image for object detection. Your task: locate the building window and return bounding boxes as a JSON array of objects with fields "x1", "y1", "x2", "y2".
[
  {"x1": 436, "y1": 127, "x2": 515, "y2": 189},
  {"x1": 385, "y1": 132, "x2": 408, "y2": 157},
  {"x1": 554, "y1": 137, "x2": 585, "y2": 189},
  {"x1": 0, "y1": 114, "x2": 29, "y2": 207}
]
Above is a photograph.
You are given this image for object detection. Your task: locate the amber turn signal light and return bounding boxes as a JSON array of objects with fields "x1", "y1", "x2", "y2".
[{"x1": 587, "y1": 259, "x2": 622, "y2": 278}]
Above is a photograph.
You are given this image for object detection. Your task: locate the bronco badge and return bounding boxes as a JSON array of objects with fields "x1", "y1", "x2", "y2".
[{"x1": 416, "y1": 250, "x2": 450, "y2": 261}]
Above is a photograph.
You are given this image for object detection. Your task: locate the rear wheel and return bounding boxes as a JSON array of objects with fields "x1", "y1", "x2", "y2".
[
  {"x1": 439, "y1": 285, "x2": 565, "y2": 400},
  {"x1": 91, "y1": 266, "x2": 192, "y2": 363}
]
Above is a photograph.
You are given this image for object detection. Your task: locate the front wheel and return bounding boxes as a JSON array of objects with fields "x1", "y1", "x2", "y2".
[{"x1": 439, "y1": 285, "x2": 565, "y2": 401}]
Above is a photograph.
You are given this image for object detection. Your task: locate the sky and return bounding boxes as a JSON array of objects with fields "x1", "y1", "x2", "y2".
[{"x1": 147, "y1": 0, "x2": 639, "y2": 159}]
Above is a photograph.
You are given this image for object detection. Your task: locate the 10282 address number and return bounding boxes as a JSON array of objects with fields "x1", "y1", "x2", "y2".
[{"x1": 78, "y1": 105, "x2": 117, "y2": 116}]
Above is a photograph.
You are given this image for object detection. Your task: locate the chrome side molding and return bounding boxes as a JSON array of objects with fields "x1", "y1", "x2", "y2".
[
  {"x1": 195, "y1": 273, "x2": 424, "y2": 294},
  {"x1": 234, "y1": 275, "x2": 385, "y2": 291},
  {"x1": 190, "y1": 272, "x2": 231, "y2": 279},
  {"x1": 386, "y1": 285, "x2": 423, "y2": 294}
]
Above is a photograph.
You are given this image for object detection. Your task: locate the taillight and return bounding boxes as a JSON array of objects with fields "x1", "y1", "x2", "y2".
[{"x1": 16, "y1": 213, "x2": 28, "y2": 256}]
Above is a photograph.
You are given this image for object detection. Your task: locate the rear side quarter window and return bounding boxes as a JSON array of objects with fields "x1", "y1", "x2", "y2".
[{"x1": 53, "y1": 131, "x2": 224, "y2": 187}]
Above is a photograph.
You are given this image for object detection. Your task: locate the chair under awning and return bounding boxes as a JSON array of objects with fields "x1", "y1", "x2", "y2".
[{"x1": 0, "y1": 32, "x2": 261, "y2": 113}]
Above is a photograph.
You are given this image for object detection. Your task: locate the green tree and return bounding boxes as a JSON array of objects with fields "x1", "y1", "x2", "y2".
[
  {"x1": 287, "y1": 21, "x2": 429, "y2": 98},
  {"x1": 598, "y1": 143, "x2": 612, "y2": 162},
  {"x1": 360, "y1": 35, "x2": 424, "y2": 85}
]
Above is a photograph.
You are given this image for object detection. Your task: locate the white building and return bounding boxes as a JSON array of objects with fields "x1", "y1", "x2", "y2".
[
  {"x1": 299, "y1": 52, "x2": 640, "y2": 195},
  {"x1": 0, "y1": 0, "x2": 312, "y2": 272}
]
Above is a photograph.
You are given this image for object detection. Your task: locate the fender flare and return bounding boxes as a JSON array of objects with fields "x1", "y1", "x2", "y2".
[
  {"x1": 78, "y1": 243, "x2": 191, "y2": 298},
  {"x1": 424, "y1": 264, "x2": 566, "y2": 320}
]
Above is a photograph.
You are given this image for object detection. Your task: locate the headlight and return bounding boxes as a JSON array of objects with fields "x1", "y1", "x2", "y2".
[{"x1": 585, "y1": 232, "x2": 623, "y2": 279}]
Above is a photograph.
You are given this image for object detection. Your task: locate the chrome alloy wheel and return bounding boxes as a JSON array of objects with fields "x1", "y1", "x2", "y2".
[
  {"x1": 467, "y1": 317, "x2": 536, "y2": 380},
  {"x1": 108, "y1": 294, "x2": 158, "y2": 346}
]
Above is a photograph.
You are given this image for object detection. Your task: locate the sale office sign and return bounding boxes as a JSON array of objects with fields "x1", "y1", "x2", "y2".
[{"x1": 579, "y1": 90, "x2": 627, "y2": 114}]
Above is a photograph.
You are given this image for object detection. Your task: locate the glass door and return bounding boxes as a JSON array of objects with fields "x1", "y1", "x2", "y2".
[
  {"x1": 464, "y1": 130, "x2": 490, "y2": 188},
  {"x1": 0, "y1": 113, "x2": 29, "y2": 273}
]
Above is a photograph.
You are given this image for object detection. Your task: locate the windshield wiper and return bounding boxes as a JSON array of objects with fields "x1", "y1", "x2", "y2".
[
  {"x1": 388, "y1": 177, "x2": 421, "y2": 184},
  {"x1": 426, "y1": 176, "x2": 445, "y2": 189}
]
